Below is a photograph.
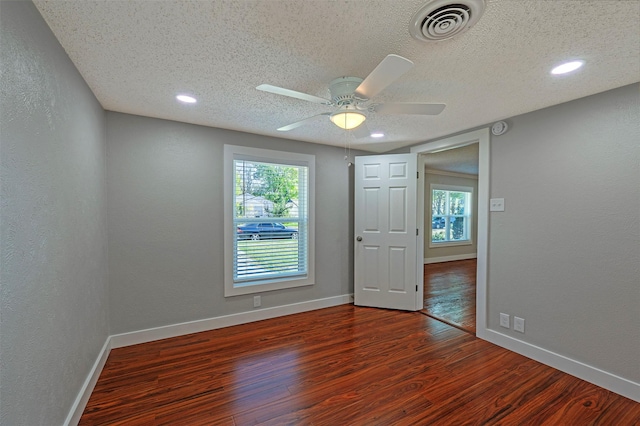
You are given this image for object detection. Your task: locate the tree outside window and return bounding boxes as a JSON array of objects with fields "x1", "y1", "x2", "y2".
[
  {"x1": 431, "y1": 186, "x2": 472, "y2": 244},
  {"x1": 224, "y1": 145, "x2": 315, "y2": 297}
]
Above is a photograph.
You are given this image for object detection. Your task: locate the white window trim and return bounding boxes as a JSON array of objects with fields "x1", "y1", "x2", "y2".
[
  {"x1": 429, "y1": 183, "x2": 473, "y2": 248},
  {"x1": 223, "y1": 145, "x2": 315, "y2": 297}
]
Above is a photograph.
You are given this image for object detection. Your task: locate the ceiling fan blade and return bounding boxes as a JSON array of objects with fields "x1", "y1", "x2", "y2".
[
  {"x1": 374, "y1": 103, "x2": 446, "y2": 115},
  {"x1": 277, "y1": 113, "x2": 331, "y2": 131},
  {"x1": 354, "y1": 54, "x2": 414, "y2": 99},
  {"x1": 257, "y1": 84, "x2": 331, "y2": 105},
  {"x1": 351, "y1": 122, "x2": 371, "y2": 139}
]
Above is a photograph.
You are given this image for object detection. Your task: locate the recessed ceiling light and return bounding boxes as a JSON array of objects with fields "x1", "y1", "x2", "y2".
[
  {"x1": 371, "y1": 132, "x2": 385, "y2": 138},
  {"x1": 176, "y1": 94, "x2": 197, "y2": 103},
  {"x1": 551, "y1": 60, "x2": 584, "y2": 75}
]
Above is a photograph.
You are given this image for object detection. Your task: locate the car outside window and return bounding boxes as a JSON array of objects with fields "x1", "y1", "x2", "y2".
[
  {"x1": 430, "y1": 184, "x2": 473, "y2": 246},
  {"x1": 224, "y1": 145, "x2": 315, "y2": 296}
]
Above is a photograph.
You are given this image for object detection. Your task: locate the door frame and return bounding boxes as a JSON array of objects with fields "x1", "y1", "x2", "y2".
[{"x1": 410, "y1": 128, "x2": 490, "y2": 337}]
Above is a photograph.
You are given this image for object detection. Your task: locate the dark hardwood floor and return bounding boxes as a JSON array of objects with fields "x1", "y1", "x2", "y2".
[
  {"x1": 423, "y1": 259, "x2": 477, "y2": 334},
  {"x1": 80, "y1": 304, "x2": 639, "y2": 425}
]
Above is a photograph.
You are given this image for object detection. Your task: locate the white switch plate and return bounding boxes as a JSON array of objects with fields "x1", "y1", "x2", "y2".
[
  {"x1": 253, "y1": 295, "x2": 261, "y2": 308},
  {"x1": 514, "y1": 316, "x2": 525, "y2": 333},
  {"x1": 490, "y1": 198, "x2": 505, "y2": 211},
  {"x1": 499, "y1": 313, "x2": 510, "y2": 328}
]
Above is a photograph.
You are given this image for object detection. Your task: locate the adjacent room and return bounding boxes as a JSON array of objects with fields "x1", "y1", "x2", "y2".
[
  {"x1": 1, "y1": 0, "x2": 639, "y2": 424},
  {"x1": 422, "y1": 144, "x2": 479, "y2": 333}
]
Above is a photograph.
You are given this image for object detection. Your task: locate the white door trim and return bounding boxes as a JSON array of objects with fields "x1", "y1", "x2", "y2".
[{"x1": 411, "y1": 128, "x2": 490, "y2": 338}]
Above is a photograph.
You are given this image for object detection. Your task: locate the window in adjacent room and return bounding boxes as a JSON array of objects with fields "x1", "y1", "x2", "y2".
[
  {"x1": 224, "y1": 145, "x2": 315, "y2": 296},
  {"x1": 430, "y1": 184, "x2": 473, "y2": 247}
]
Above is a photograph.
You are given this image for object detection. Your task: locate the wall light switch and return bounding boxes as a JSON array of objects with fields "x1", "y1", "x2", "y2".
[
  {"x1": 500, "y1": 313, "x2": 510, "y2": 328},
  {"x1": 490, "y1": 198, "x2": 505, "y2": 212},
  {"x1": 253, "y1": 295, "x2": 261, "y2": 308}
]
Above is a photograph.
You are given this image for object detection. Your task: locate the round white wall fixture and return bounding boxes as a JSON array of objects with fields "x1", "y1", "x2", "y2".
[{"x1": 491, "y1": 121, "x2": 509, "y2": 136}]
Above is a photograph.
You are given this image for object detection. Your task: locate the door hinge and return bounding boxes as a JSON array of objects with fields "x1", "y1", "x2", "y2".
[
  {"x1": 416, "y1": 285, "x2": 418, "y2": 291},
  {"x1": 416, "y1": 228, "x2": 419, "y2": 236},
  {"x1": 417, "y1": 171, "x2": 419, "y2": 179}
]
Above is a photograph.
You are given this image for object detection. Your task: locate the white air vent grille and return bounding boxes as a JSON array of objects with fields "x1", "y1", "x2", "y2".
[{"x1": 410, "y1": 0, "x2": 485, "y2": 42}]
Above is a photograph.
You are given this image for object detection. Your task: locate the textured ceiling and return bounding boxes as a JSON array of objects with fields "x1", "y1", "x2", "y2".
[
  {"x1": 33, "y1": 0, "x2": 640, "y2": 153},
  {"x1": 425, "y1": 143, "x2": 479, "y2": 175}
]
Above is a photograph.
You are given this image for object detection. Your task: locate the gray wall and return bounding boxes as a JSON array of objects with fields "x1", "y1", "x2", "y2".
[
  {"x1": 106, "y1": 112, "x2": 357, "y2": 334},
  {"x1": 0, "y1": 2, "x2": 109, "y2": 425},
  {"x1": 424, "y1": 172, "x2": 478, "y2": 259},
  {"x1": 488, "y1": 83, "x2": 640, "y2": 382},
  {"x1": 2, "y1": 3, "x2": 636, "y2": 422}
]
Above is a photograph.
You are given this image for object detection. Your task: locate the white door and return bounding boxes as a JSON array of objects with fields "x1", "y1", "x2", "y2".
[{"x1": 354, "y1": 153, "x2": 419, "y2": 311}]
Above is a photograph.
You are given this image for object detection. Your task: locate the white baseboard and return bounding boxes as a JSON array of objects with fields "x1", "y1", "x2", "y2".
[
  {"x1": 65, "y1": 294, "x2": 637, "y2": 426},
  {"x1": 482, "y1": 329, "x2": 640, "y2": 403},
  {"x1": 64, "y1": 338, "x2": 111, "y2": 426},
  {"x1": 424, "y1": 253, "x2": 477, "y2": 264},
  {"x1": 66, "y1": 294, "x2": 352, "y2": 425},
  {"x1": 110, "y1": 294, "x2": 352, "y2": 348}
]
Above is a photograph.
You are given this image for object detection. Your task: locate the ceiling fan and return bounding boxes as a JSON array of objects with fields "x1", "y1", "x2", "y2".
[{"x1": 257, "y1": 54, "x2": 445, "y2": 138}]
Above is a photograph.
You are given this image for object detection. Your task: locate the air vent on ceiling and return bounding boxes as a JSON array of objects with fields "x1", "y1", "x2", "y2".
[{"x1": 410, "y1": 0, "x2": 485, "y2": 42}]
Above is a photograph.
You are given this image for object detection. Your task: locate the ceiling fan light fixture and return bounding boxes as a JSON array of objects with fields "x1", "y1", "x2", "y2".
[{"x1": 330, "y1": 110, "x2": 366, "y2": 130}]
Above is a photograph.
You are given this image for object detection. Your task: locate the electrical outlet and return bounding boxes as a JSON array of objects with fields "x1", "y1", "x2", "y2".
[
  {"x1": 514, "y1": 317, "x2": 525, "y2": 333},
  {"x1": 490, "y1": 198, "x2": 505, "y2": 212},
  {"x1": 499, "y1": 313, "x2": 510, "y2": 328},
  {"x1": 253, "y1": 295, "x2": 261, "y2": 308}
]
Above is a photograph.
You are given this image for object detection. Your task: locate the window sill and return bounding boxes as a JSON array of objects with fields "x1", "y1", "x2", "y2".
[
  {"x1": 429, "y1": 240, "x2": 473, "y2": 249},
  {"x1": 225, "y1": 275, "x2": 314, "y2": 297}
]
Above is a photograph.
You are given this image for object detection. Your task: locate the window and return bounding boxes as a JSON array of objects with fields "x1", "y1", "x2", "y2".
[
  {"x1": 430, "y1": 184, "x2": 472, "y2": 246},
  {"x1": 224, "y1": 145, "x2": 314, "y2": 296}
]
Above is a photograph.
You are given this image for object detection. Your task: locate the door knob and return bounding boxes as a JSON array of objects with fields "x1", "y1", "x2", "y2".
[{"x1": 356, "y1": 236, "x2": 362, "y2": 241}]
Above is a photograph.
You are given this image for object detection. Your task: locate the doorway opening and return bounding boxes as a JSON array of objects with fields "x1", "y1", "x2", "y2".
[
  {"x1": 410, "y1": 128, "x2": 490, "y2": 338},
  {"x1": 421, "y1": 144, "x2": 479, "y2": 333}
]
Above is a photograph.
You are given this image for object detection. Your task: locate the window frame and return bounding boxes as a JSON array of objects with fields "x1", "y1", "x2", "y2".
[
  {"x1": 223, "y1": 145, "x2": 315, "y2": 297},
  {"x1": 429, "y1": 184, "x2": 473, "y2": 248}
]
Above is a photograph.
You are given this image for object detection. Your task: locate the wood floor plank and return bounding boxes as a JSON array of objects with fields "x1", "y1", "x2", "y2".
[
  {"x1": 80, "y1": 304, "x2": 639, "y2": 425},
  {"x1": 423, "y1": 259, "x2": 477, "y2": 333}
]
